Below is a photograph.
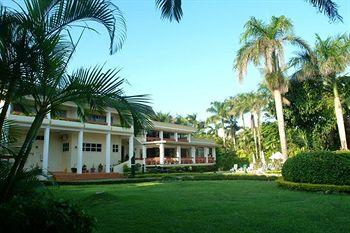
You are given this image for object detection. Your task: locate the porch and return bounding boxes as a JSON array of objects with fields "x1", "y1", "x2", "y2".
[{"x1": 141, "y1": 145, "x2": 216, "y2": 166}]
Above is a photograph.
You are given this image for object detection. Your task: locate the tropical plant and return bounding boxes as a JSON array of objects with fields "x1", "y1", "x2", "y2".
[
  {"x1": 234, "y1": 16, "x2": 310, "y2": 160},
  {"x1": 0, "y1": 0, "x2": 126, "y2": 138},
  {"x1": 227, "y1": 93, "x2": 249, "y2": 128},
  {"x1": 206, "y1": 101, "x2": 230, "y2": 144},
  {"x1": 289, "y1": 34, "x2": 350, "y2": 150},
  {"x1": 155, "y1": 0, "x2": 341, "y2": 22},
  {"x1": 152, "y1": 111, "x2": 173, "y2": 123},
  {"x1": 284, "y1": 78, "x2": 339, "y2": 150},
  {"x1": 0, "y1": 0, "x2": 153, "y2": 203}
]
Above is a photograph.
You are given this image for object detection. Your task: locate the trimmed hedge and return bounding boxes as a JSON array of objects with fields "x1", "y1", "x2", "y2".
[
  {"x1": 46, "y1": 173, "x2": 277, "y2": 186},
  {"x1": 276, "y1": 178, "x2": 350, "y2": 194},
  {"x1": 282, "y1": 151, "x2": 350, "y2": 185}
]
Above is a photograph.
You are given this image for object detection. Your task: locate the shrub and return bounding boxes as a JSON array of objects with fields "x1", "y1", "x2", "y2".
[
  {"x1": 123, "y1": 164, "x2": 130, "y2": 176},
  {"x1": 216, "y1": 148, "x2": 249, "y2": 171},
  {"x1": 0, "y1": 194, "x2": 95, "y2": 233},
  {"x1": 276, "y1": 178, "x2": 350, "y2": 194},
  {"x1": 282, "y1": 151, "x2": 350, "y2": 185}
]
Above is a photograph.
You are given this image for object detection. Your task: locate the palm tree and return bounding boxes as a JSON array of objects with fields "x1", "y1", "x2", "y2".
[
  {"x1": 207, "y1": 101, "x2": 229, "y2": 144},
  {"x1": 0, "y1": 0, "x2": 152, "y2": 202},
  {"x1": 234, "y1": 16, "x2": 310, "y2": 160},
  {"x1": 155, "y1": 0, "x2": 341, "y2": 22},
  {"x1": 153, "y1": 111, "x2": 173, "y2": 123},
  {"x1": 0, "y1": 0, "x2": 126, "y2": 138},
  {"x1": 290, "y1": 34, "x2": 350, "y2": 150},
  {"x1": 227, "y1": 94, "x2": 250, "y2": 128},
  {"x1": 245, "y1": 91, "x2": 268, "y2": 163}
]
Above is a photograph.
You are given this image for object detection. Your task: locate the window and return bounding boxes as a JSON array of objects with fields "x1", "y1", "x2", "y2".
[
  {"x1": 52, "y1": 110, "x2": 67, "y2": 118},
  {"x1": 83, "y1": 143, "x2": 102, "y2": 152},
  {"x1": 88, "y1": 114, "x2": 106, "y2": 123},
  {"x1": 112, "y1": 144, "x2": 119, "y2": 153},
  {"x1": 63, "y1": 142, "x2": 69, "y2": 152},
  {"x1": 36, "y1": 135, "x2": 44, "y2": 140}
]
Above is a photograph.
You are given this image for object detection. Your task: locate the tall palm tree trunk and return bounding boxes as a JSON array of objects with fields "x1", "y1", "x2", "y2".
[
  {"x1": 251, "y1": 113, "x2": 258, "y2": 163},
  {"x1": 273, "y1": 89, "x2": 288, "y2": 161},
  {"x1": 1, "y1": 112, "x2": 45, "y2": 203},
  {"x1": 256, "y1": 112, "x2": 262, "y2": 159},
  {"x1": 0, "y1": 101, "x2": 10, "y2": 136},
  {"x1": 333, "y1": 84, "x2": 348, "y2": 150}
]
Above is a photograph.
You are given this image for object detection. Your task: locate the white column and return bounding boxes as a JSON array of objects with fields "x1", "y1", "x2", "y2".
[
  {"x1": 6, "y1": 103, "x2": 12, "y2": 118},
  {"x1": 77, "y1": 130, "x2": 83, "y2": 174},
  {"x1": 142, "y1": 145, "x2": 147, "y2": 160},
  {"x1": 142, "y1": 145, "x2": 147, "y2": 171},
  {"x1": 191, "y1": 146, "x2": 196, "y2": 163},
  {"x1": 106, "y1": 111, "x2": 111, "y2": 126},
  {"x1": 176, "y1": 146, "x2": 181, "y2": 164},
  {"x1": 128, "y1": 135, "x2": 134, "y2": 166},
  {"x1": 174, "y1": 132, "x2": 178, "y2": 142},
  {"x1": 159, "y1": 131, "x2": 164, "y2": 140},
  {"x1": 42, "y1": 126, "x2": 50, "y2": 174},
  {"x1": 105, "y1": 132, "x2": 111, "y2": 173},
  {"x1": 159, "y1": 143, "x2": 165, "y2": 165},
  {"x1": 188, "y1": 134, "x2": 192, "y2": 142},
  {"x1": 212, "y1": 147, "x2": 216, "y2": 161},
  {"x1": 204, "y1": 147, "x2": 209, "y2": 163}
]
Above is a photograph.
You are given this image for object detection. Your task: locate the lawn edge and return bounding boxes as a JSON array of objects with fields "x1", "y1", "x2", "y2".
[{"x1": 276, "y1": 178, "x2": 350, "y2": 194}]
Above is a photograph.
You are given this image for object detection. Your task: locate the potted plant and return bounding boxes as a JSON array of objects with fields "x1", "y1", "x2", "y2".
[
  {"x1": 82, "y1": 164, "x2": 87, "y2": 173},
  {"x1": 90, "y1": 164, "x2": 96, "y2": 173},
  {"x1": 71, "y1": 167, "x2": 77, "y2": 173},
  {"x1": 98, "y1": 163, "x2": 104, "y2": 172}
]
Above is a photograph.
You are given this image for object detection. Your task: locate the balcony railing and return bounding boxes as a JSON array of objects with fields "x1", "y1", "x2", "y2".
[
  {"x1": 145, "y1": 157, "x2": 160, "y2": 165},
  {"x1": 181, "y1": 157, "x2": 193, "y2": 164},
  {"x1": 208, "y1": 157, "x2": 215, "y2": 163},
  {"x1": 178, "y1": 138, "x2": 188, "y2": 142},
  {"x1": 146, "y1": 137, "x2": 161, "y2": 142},
  {"x1": 163, "y1": 137, "x2": 176, "y2": 142},
  {"x1": 195, "y1": 157, "x2": 206, "y2": 164},
  {"x1": 145, "y1": 156, "x2": 215, "y2": 165}
]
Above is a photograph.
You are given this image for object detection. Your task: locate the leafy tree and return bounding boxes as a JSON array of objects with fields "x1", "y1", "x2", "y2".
[
  {"x1": 290, "y1": 34, "x2": 350, "y2": 150},
  {"x1": 284, "y1": 78, "x2": 339, "y2": 150}
]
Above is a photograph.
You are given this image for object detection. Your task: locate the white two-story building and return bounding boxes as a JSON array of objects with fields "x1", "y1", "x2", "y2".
[{"x1": 5, "y1": 102, "x2": 217, "y2": 175}]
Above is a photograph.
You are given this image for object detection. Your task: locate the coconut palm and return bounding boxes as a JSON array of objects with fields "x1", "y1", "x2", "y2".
[
  {"x1": 234, "y1": 16, "x2": 310, "y2": 160},
  {"x1": 155, "y1": 0, "x2": 341, "y2": 22},
  {"x1": 289, "y1": 34, "x2": 350, "y2": 150}
]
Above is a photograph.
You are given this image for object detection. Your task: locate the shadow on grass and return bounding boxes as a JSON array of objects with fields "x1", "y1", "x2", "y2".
[{"x1": 80, "y1": 192, "x2": 119, "y2": 206}]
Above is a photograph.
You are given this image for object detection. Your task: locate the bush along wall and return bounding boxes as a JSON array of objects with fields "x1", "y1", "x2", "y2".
[{"x1": 282, "y1": 151, "x2": 350, "y2": 185}]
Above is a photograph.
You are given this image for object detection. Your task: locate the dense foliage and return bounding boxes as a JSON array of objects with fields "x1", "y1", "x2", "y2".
[
  {"x1": 0, "y1": 194, "x2": 95, "y2": 233},
  {"x1": 216, "y1": 148, "x2": 249, "y2": 170},
  {"x1": 282, "y1": 151, "x2": 350, "y2": 185}
]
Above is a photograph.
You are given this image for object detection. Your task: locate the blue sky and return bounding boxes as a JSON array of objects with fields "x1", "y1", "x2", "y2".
[{"x1": 5, "y1": 0, "x2": 350, "y2": 120}]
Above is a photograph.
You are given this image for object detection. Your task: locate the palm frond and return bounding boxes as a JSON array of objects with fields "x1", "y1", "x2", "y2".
[
  {"x1": 155, "y1": 0, "x2": 183, "y2": 23},
  {"x1": 305, "y1": 0, "x2": 342, "y2": 22},
  {"x1": 23, "y1": 0, "x2": 126, "y2": 53}
]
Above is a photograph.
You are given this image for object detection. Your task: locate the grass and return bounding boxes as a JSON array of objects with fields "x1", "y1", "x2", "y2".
[{"x1": 51, "y1": 180, "x2": 350, "y2": 233}]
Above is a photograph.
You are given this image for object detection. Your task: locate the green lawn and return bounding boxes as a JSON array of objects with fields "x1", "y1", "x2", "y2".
[{"x1": 52, "y1": 180, "x2": 350, "y2": 233}]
